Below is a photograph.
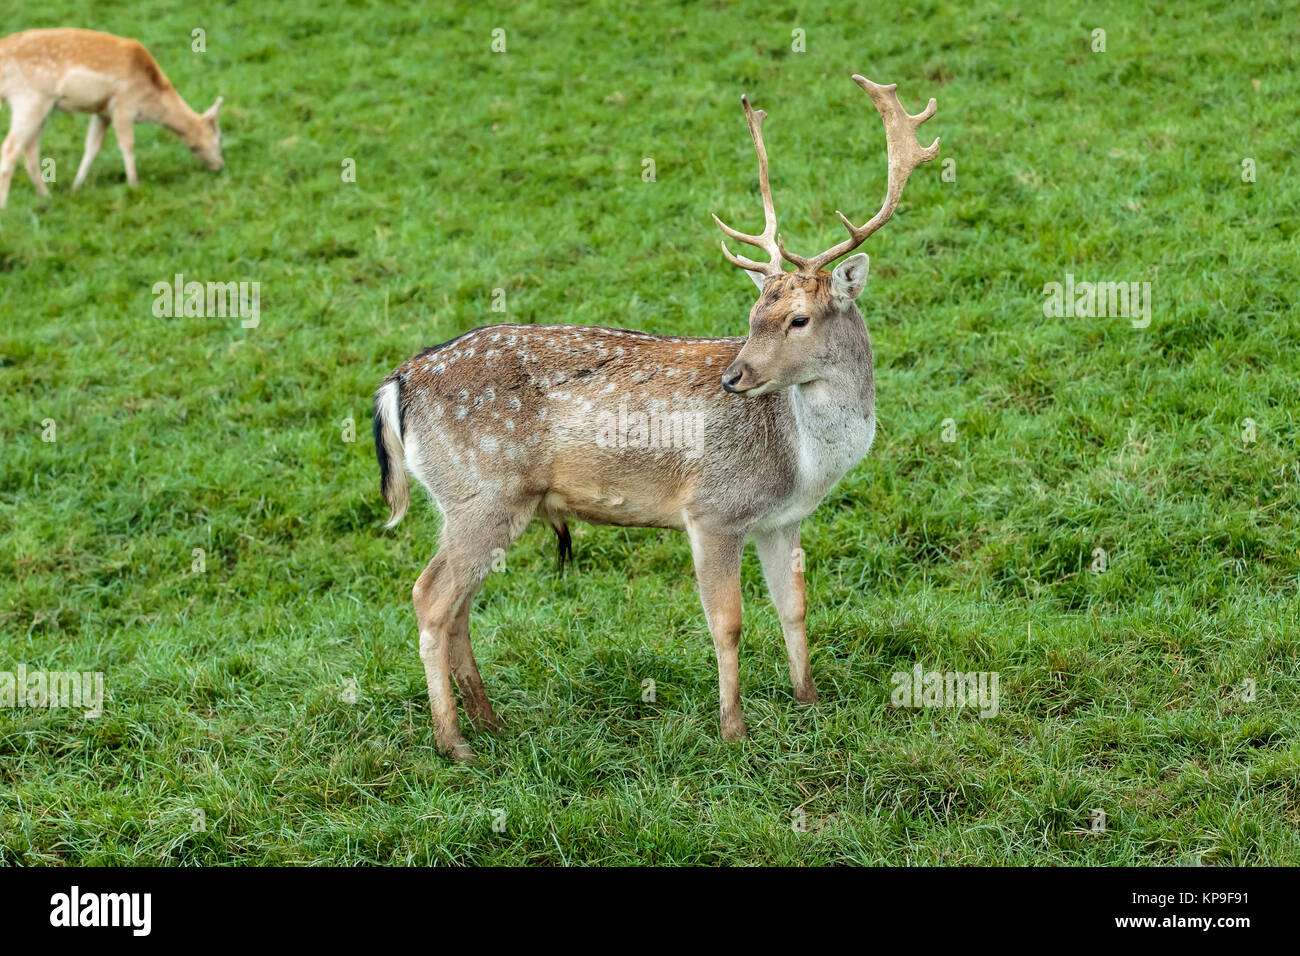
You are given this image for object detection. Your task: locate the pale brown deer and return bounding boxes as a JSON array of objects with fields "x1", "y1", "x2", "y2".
[
  {"x1": 374, "y1": 75, "x2": 939, "y2": 759},
  {"x1": 0, "y1": 28, "x2": 222, "y2": 211}
]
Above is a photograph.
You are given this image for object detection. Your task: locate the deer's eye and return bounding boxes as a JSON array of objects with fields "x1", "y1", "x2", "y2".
[{"x1": 789, "y1": 315, "x2": 810, "y2": 329}]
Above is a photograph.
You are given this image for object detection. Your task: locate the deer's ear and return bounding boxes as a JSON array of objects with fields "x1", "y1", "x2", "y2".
[
  {"x1": 203, "y1": 96, "x2": 223, "y2": 122},
  {"x1": 745, "y1": 269, "x2": 767, "y2": 291},
  {"x1": 831, "y1": 253, "x2": 870, "y2": 301}
]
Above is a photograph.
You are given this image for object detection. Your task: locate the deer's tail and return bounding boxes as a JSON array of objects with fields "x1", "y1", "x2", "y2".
[{"x1": 373, "y1": 379, "x2": 409, "y2": 528}]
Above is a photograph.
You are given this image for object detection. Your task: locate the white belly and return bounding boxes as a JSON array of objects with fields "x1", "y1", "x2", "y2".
[{"x1": 52, "y1": 68, "x2": 119, "y2": 113}]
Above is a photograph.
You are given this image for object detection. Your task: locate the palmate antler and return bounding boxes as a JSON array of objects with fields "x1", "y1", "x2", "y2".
[{"x1": 714, "y1": 75, "x2": 940, "y2": 276}]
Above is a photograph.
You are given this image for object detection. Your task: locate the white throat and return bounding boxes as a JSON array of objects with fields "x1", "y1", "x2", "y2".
[{"x1": 755, "y1": 378, "x2": 876, "y2": 531}]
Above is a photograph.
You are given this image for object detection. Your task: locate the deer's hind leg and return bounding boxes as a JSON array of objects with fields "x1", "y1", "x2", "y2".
[
  {"x1": 413, "y1": 497, "x2": 536, "y2": 759},
  {"x1": 22, "y1": 117, "x2": 49, "y2": 197},
  {"x1": 685, "y1": 516, "x2": 747, "y2": 742},
  {"x1": 450, "y1": 594, "x2": 503, "y2": 733},
  {"x1": 0, "y1": 95, "x2": 53, "y2": 208}
]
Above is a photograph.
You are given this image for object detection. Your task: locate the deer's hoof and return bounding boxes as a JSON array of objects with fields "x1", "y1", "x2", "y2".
[
  {"x1": 720, "y1": 722, "x2": 748, "y2": 742},
  {"x1": 448, "y1": 741, "x2": 478, "y2": 762},
  {"x1": 467, "y1": 712, "x2": 504, "y2": 734},
  {"x1": 463, "y1": 698, "x2": 504, "y2": 733}
]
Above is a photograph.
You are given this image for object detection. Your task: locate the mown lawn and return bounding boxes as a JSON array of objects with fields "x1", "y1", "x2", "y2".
[{"x1": 1, "y1": 0, "x2": 1297, "y2": 864}]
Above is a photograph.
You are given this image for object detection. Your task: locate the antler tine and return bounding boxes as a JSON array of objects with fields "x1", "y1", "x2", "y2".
[
  {"x1": 783, "y1": 76, "x2": 939, "y2": 275},
  {"x1": 712, "y1": 95, "x2": 786, "y2": 277}
]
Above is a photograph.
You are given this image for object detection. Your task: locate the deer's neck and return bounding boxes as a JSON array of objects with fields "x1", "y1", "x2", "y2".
[
  {"x1": 796, "y1": 312, "x2": 875, "y2": 434},
  {"x1": 787, "y1": 349, "x2": 876, "y2": 474},
  {"x1": 141, "y1": 86, "x2": 203, "y2": 144},
  {"x1": 755, "y1": 326, "x2": 875, "y2": 531}
]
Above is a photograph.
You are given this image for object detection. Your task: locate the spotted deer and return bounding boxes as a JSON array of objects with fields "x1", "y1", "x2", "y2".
[
  {"x1": 374, "y1": 75, "x2": 939, "y2": 759},
  {"x1": 0, "y1": 28, "x2": 222, "y2": 212}
]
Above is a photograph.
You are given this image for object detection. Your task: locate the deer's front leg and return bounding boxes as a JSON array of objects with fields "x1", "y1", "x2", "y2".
[
  {"x1": 73, "y1": 115, "x2": 108, "y2": 191},
  {"x1": 754, "y1": 522, "x2": 817, "y2": 704},
  {"x1": 22, "y1": 125, "x2": 49, "y2": 197},
  {"x1": 111, "y1": 111, "x2": 137, "y2": 187},
  {"x1": 686, "y1": 519, "x2": 746, "y2": 741}
]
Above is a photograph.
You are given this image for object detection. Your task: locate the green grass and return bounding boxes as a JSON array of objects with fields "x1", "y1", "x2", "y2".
[{"x1": 1, "y1": 0, "x2": 1297, "y2": 865}]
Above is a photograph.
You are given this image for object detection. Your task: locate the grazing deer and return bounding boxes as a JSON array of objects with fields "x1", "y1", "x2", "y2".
[
  {"x1": 374, "y1": 75, "x2": 939, "y2": 759},
  {"x1": 0, "y1": 28, "x2": 222, "y2": 210}
]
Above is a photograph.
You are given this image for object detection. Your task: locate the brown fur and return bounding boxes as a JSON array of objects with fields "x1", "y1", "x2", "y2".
[
  {"x1": 386, "y1": 325, "x2": 759, "y2": 532},
  {"x1": 128, "y1": 40, "x2": 170, "y2": 91},
  {"x1": 0, "y1": 30, "x2": 169, "y2": 86}
]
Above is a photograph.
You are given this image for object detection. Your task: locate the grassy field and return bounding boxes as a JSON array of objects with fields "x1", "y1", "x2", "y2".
[{"x1": 1, "y1": 0, "x2": 1297, "y2": 865}]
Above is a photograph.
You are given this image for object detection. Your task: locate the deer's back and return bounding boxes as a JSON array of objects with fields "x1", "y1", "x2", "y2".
[
  {"x1": 0, "y1": 29, "x2": 169, "y2": 107},
  {"x1": 389, "y1": 324, "x2": 802, "y2": 530}
]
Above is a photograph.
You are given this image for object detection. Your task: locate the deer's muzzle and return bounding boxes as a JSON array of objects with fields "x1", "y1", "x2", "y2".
[{"x1": 722, "y1": 360, "x2": 763, "y2": 394}]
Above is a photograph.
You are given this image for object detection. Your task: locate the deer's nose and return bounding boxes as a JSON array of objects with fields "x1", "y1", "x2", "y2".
[{"x1": 721, "y1": 363, "x2": 749, "y2": 393}]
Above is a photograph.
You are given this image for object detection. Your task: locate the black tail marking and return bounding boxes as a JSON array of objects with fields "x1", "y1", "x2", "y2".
[
  {"x1": 553, "y1": 521, "x2": 573, "y2": 571},
  {"x1": 373, "y1": 384, "x2": 394, "y2": 501}
]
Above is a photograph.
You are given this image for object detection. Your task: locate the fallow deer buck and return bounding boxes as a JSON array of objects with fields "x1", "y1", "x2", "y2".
[
  {"x1": 0, "y1": 29, "x2": 223, "y2": 213},
  {"x1": 374, "y1": 74, "x2": 939, "y2": 759}
]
